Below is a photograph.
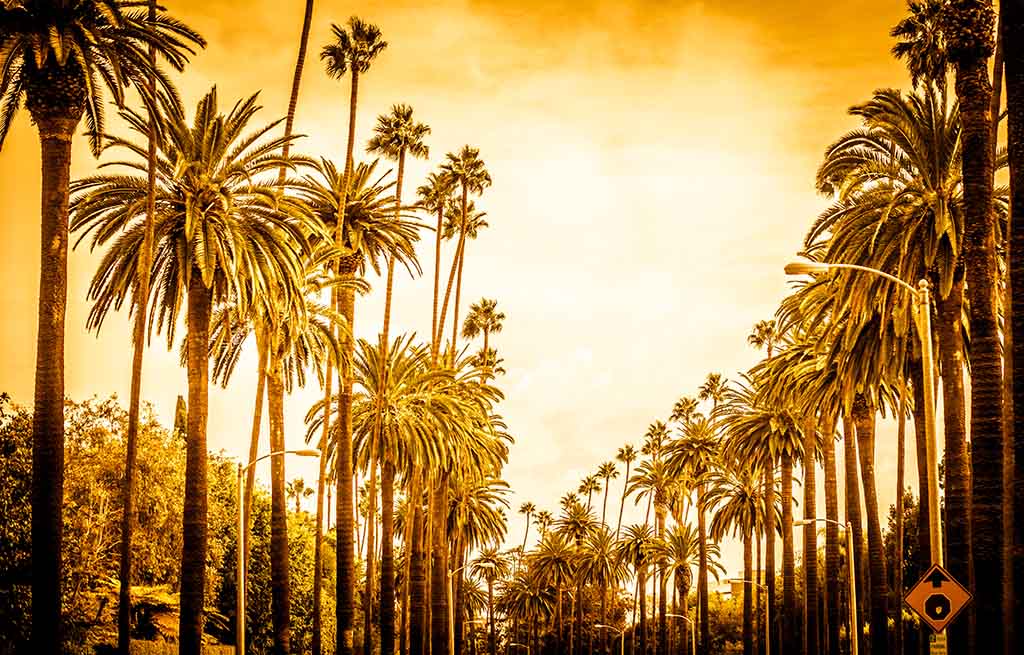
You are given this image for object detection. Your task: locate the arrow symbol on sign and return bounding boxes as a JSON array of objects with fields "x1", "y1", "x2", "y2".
[{"x1": 926, "y1": 568, "x2": 949, "y2": 588}]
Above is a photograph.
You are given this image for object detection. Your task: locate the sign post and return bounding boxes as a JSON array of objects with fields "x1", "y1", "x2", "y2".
[{"x1": 904, "y1": 563, "x2": 971, "y2": 653}]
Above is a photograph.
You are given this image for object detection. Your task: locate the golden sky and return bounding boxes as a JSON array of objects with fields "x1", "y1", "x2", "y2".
[{"x1": 0, "y1": 0, "x2": 919, "y2": 574}]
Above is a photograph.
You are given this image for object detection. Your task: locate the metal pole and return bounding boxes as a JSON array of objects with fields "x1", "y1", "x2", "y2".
[
  {"x1": 448, "y1": 571, "x2": 456, "y2": 655},
  {"x1": 846, "y1": 522, "x2": 857, "y2": 655},
  {"x1": 236, "y1": 463, "x2": 244, "y2": 655},
  {"x1": 764, "y1": 588, "x2": 769, "y2": 655},
  {"x1": 915, "y1": 280, "x2": 943, "y2": 566}
]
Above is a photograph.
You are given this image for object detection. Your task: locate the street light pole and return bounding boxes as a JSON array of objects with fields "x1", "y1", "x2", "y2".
[
  {"x1": 794, "y1": 518, "x2": 858, "y2": 655},
  {"x1": 785, "y1": 260, "x2": 943, "y2": 566},
  {"x1": 666, "y1": 613, "x2": 697, "y2": 655},
  {"x1": 448, "y1": 564, "x2": 470, "y2": 655},
  {"x1": 235, "y1": 448, "x2": 320, "y2": 655}
]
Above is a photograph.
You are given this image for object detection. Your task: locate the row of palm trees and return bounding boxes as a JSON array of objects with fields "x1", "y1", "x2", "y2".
[{"x1": 0, "y1": 2, "x2": 518, "y2": 655}]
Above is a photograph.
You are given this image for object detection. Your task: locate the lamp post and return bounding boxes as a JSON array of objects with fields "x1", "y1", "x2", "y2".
[
  {"x1": 448, "y1": 564, "x2": 471, "y2": 655},
  {"x1": 236, "y1": 448, "x2": 320, "y2": 655},
  {"x1": 785, "y1": 259, "x2": 942, "y2": 567},
  {"x1": 666, "y1": 613, "x2": 697, "y2": 655},
  {"x1": 795, "y1": 518, "x2": 858, "y2": 655},
  {"x1": 508, "y1": 642, "x2": 530, "y2": 653},
  {"x1": 595, "y1": 624, "x2": 626, "y2": 655},
  {"x1": 726, "y1": 580, "x2": 768, "y2": 655}
]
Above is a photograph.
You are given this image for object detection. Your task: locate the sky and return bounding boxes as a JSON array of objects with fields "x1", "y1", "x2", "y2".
[{"x1": 0, "y1": 0, "x2": 923, "y2": 578}]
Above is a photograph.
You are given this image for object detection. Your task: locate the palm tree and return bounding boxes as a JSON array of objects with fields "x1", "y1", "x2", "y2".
[
  {"x1": 706, "y1": 464, "x2": 765, "y2": 655},
  {"x1": 321, "y1": 18, "x2": 388, "y2": 654},
  {"x1": 615, "y1": 444, "x2": 638, "y2": 539},
  {"x1": 531, "y1": 533, "x2": 576, "y2": 655},
  {"x1": 666, "y1": 412, "x2": 720, "y2": 653},
  {"x1": 462, "y1": 298, "x2": 506, "y2": 378},
  {"x1": 891, "y1": 0, "x2": 950, "y2": 101},
  {"x1": 71, "y1": 88, "x2": 314, "y2": 655},
  {"x1": 597, "y1": 462, "x2": 619, "y2": 529},
  {"x1": 579, "y1": 475, "x2": 602, "y2": 513},
  {"x1": 518, "y1": 502, "x2": 536, "y2": 567},
  {"x1": 536, "y1": 510, "x2": 554, "y2": 539},
  {"x1": 1006, "y1": 0, "x2": 1024, "y2": 642},
  {"x1": 616, "y1": 524, "x2": 656, "y2": 655},
  {"x1": 942, "y1": 3, "x2": 1005, "y2": 646},
  {"x1": 418, "y1": 171, "x2": 456, "y2": 351},
  {"x1": 436, "y1": 146, "x2": 492, "y2": 360},
  {"x1": 556, "y1": 501, "x2": 596, "y2": 655},
  {"x1": 0, "y1": 5, "x2": 202, "y2": 651},
  {"x1": 747, "y1": 320, "x2": 781, "y2": 359},
  {"x1": 657, "y1": 523, "x2": 726, "y2": 655},
  {"x1": 288, "y1": 478, "x2": 315, "y2": 514},
  {"x1": 577, "y1": 527, "x2": 627, "y2": 655},
  {"x1": 471, "y1": 548, "x2": 512, "y2": 655},
  {"x1": 365, "y1": 101, "x2": 430, "y2": 655}
]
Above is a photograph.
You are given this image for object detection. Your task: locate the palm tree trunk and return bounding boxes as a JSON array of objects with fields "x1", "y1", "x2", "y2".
[
  {"x1": 430, "y1": 482, "x2": 450, "y2": 655},
  {"x1": 616, "y1": 460, "x2": 632, "y2": 541},
  {"x1": 244, "y1": 340, "x2": 268, "y2": 576},
  {"x1": 696, "y1": 484, "x2": 709, "y2": 654},
  {"x1": 639, "y1": 569, "x2": 648, "y2": 655},
  {"x1": 27, "y1": 104, "x2": 80, "y2": 655},
  {"x1": 950, "y1": 7, "x2": 1006, "y2": 648},
  {"x1": 179, "y1": 271, "x2": 211, "y2": 655},
  {"x1": 936, "y1": 280, "x2": 973, "y2": 655},
  {"x1": 744, "y1": 530, "x2": 754, "y2": 655},
  {"x1": 842, "y1": 415, "x2": 866, "y2": 655},
  {"x1": 780, "y1": 452, "x2": 797, "y2": 655},
  {"x1": 803, "y1": 418, "x2": 818, "y2": 655},
  {"x1": 268, "y1": 362, "x2": 292, "y2": 655},
  {"x1": 556, "y1": 587, "x2": 563, "y2": 655},
  {"x1": 450, "y1": 185, "x2": 469, "y2": 354},
  {"x1": 117, "y1": 11, "x2": 158, "y2": 647},
  {"x1": 755, "y1": 531, "x2": 762, "y2": 655},
  {"x1": 279, "y1": 0, "x2": 314, "y2": 171},
  {"x1": 764, "y1": 467, "x2": 776, "y2": 655},
  {"x1": 337, "y1": 281, "x2": 358, "y2": 655},
  {"x1": 1005, "y1": 0, "x2": 1024, "y2": 645},
  {"x1": 487, "y1": 580, "x2": 496, "y2": 655},
  {"x1": 432, "y1": 204, "x2": 444, "y2": 352},
  {"x1": 823, "y1": 420, "x2": 840, "y2": 655},
  {"x1": 852, "y1": 397, "x2": 888, "y2": 655},
  {"x1": 379, "y1": 461, "x2": 396, "y2": 655},
  {"x1": 409, "y1": 484, "x2": 427, "y2": 655},
  {"x1": 895, "y1": 387, "x2": 905, "y2": 655},
  {"x1": 313, "y1": 359, "x2": 332, "y2": 655},
  {"x1": 363, "y1": 458, "x2": 379, "y2": 655},
  {"x1": 436, "y1": 225, "x2": 467, "y2": 361},
  {"x1": 657, "y1": 510, "x2": 667, "y2": 655}
]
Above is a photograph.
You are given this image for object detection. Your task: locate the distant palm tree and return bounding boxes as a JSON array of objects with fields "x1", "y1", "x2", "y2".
[
  {"x1": 471, "y1": 548, "x2": 512, "y2": 655},
  {"x1": 891, "y1": 0, "x2": 949, "y2": 100},
  {"x1": 656, "y1": 524, "x2": 726, "y2": 655},
  {"x1": 616, "y1": 524, "x2": 656, "y2": 655},
  {"x1": 0, "y1": 5, "x2": 202, "y2": 651},
  {"x1": 615, "y1": 444, "x2": 638, "y2": 540},
  {"x1": 418, "y1": 171, "x2": 456, "y2": 350},
  {"x1": 597, "y1": 461, "x2": 619, "y2": 528},
  {"x1": 535, "y1": 510, "x2": 554, "y2": 539},
  {"x1": 288, "y1": 478, "x2": 315, "y2": 514},
  {"x1": 71, "y1": 88, "x2": 314, "y2": 655},
  {"x1": 577, "y1": 527, "x2": 627, "y2": 655},
  {"x1": 531, "y1": 533, "x2": 576, "y2": 655},
  {"x1": 321, "y1": 19, "x2": 388, "y2": 654},
  {"x1": 518, "y1": 502, "x2": 536, "y2": 567},
  {"x1": 579, "y1": 475, "x2": 602, "y2": 512},
  {"x1": 436, "y1": 146, "x2": 492, "y2": 360},
  {"x1": 462, "y1": 298, "x2": 506, "y2": 378}
]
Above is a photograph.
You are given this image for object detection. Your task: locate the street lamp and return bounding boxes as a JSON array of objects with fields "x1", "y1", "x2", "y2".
[
  {"x1": 236, "y1": 448, "x2": 320, "y2": 655},
  {"x1": 508, "y1": 642, "x2": 530, "y2": 653},
  {"x1": 726, "y1": 580, "x2": 768, "y2": 655},
  {"x1": 666, "y1": 613, "x2": 697, "y2": 655},
  {"x1": 785, "y1": 259, "x2": 942, "y2": 567},
  {"x1": 448, "y1": 564, "x2": 472, "y2": 655},
  {"x1": 795, "y1": 518, "x2": 858, "y2": 655},
  {"x1": 595, "y1": 624, "x2": 626, "y2": 655}
]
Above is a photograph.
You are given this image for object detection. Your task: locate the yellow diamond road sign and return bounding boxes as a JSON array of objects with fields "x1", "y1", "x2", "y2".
[{"x1": 904, "y1": 564, "x2": 972, "y2": 633}]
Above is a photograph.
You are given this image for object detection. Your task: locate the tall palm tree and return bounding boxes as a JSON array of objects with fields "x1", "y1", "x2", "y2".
[
  {"x1": 658, "y1": 523, "x2": 726, "y2": 655},
  {"x1": 707, "y1": 463, "x2": 765, "y2": 655},
  {"x1": 615, "y1": 444, "x2": 638, "y2": 539},
  {"x1": 365, "y1": 101, "x2": 430, "y2": 655},
  {"x1": 616, "y1": 524, "x2": 656, "y2": 655},
  {"x1": 321, "y1": 18, "x2": 388, "y2": 654},
  {"x1": 418, "y1": 171, "x2": 456, "y2": 351},
  {"x1": 942, "y1": 4, "x2": 1006, "y2": 646},
  {"x1": 577, "y1": 527, "x2": 627, "y2": 655},
  {"x1": 555, "y1": 500, "x2": 596, "y2": 655},
  {"x1": 71, "y1": 88, "x2": 314, "y2": 655},
  {"x1": 667, "y1": 411, "x2": 720, "y2": 653},
  {"x1": 436, "y1": 146, "x2": 492, "y2": 360},
  {"x1": 1006, "y1": 0, "x2": 1024, "y2": 640},
  {"x1": 891, "y1": 0, "x2": 950, "y2": 102},
  {"x1": 531, "y1": 533, "x2": 576, "y2": 655},
  {"x1": 462, "y1": 298, "x2": 506, "y2": 378},
  {"x1": 471, "y1": 548, "x2": 512, "y2": 655},
  {"x1": 536, "y1": 510, "x2": 554, "y2": 539},
  {"x1": 518, "y1": 502, "x2": 536, "y2": 567},
  {"x1": 579, "y1": 474, "x2": 602, "y2": 513},
  {"x1": 207, "y1": 251, "x2": 348, "y2": 655},
  {"x1": 597, "y1": 461, "x2": 619, "y2": 529},
  {"x1": 0, "y1": 5, "x2": 202, "y2": 651}
]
